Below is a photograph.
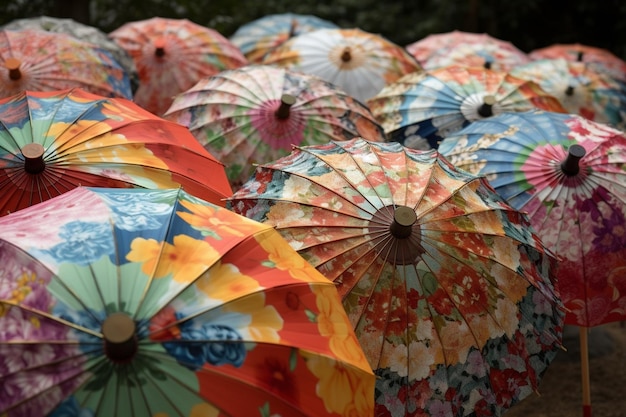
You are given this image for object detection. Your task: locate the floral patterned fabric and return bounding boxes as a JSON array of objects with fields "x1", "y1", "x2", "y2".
[
  {"x1": 228, "y1": 138, "x2": 565, "y2": 417},
  {"x1": 0, "y1": 187, "x2": 375, "y2": 417},
  {"x1": 0, "y1": 88, "x2": 232, "y2": 215},
  {"x1": 261, "y1": 28, "x2": 423, "y2": 103},
  {"x1": 1, "y1": 16, "x2": 139, "y2": 93},
  {"x1": 405, "y1": 30, "x2": 530, "y2": 72},
  {"x1": 438, "y1": 110, "x2": 626, "y2": 327},
  {"x1": 0, "y1": 29, "x2": 132, "y2": 99},
  {"x1": 109, "y1": 17, "x2": 248, "y2": 116},
  {"x1": 229, "y1": 13, "x2": 338, "y2": 63},
  {"x1": 163, "y1": 64, "x2": 386, "y2": 189},
  {"x1": 511, "y1": 58, "x2": 626, "y2": 130},
  {"x1": 529, "y1": 43, "x2": 626, "y2": 82},
  {"x1": 367, "y1": 65, "x2": 566, "y2": 150}
]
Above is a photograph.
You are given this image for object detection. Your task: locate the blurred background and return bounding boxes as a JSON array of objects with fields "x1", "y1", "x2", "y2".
[{"x1": 3, "y1": 0, "x2": 626, "y2": 59}]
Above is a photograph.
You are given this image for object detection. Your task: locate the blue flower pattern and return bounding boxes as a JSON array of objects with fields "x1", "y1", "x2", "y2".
[
  {"x1": 45, "y1": 221, "x2": 114, "y2": 266},
  {"x1": 163, "y1": 312, "x2": 246, "y2": 371}
]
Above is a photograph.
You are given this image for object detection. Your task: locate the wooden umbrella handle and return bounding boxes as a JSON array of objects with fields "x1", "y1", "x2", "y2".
[{"x1": 579, "y1": 326, "x2": 592, "y2": 417}]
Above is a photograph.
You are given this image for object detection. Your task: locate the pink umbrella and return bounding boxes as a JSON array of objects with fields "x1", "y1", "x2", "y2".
[{"x1": 109, "y1": 17, "x2": 248, "y2": 115}]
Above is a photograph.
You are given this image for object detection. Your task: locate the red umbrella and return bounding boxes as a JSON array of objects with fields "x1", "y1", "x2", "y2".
[{"x1": 0, "y1": 88, "x2": 232, "y2": 215}]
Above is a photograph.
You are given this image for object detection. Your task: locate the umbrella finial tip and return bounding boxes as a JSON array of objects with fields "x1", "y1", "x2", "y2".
[
  {"x1": 5, "y1": 57, "x2": 22, "y2": 80},
  {"x1": 561, "y1": 144, "x2": 586, "y2": 176},
  {"x1": 22, "y1": 143, "x2": 45, "y2": 174}
]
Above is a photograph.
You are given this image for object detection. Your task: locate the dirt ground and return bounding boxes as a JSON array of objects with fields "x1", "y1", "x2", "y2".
[{"x1": 505, "y1": 322, "x2": 626, "y2": 417}]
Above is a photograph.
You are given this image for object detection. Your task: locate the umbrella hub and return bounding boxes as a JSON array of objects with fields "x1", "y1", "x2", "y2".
[
  {"x1": 369, "y1": 205, "x2": 424, "y2": 265},
  {"x1": 21, "y1": 143, "x2": 46, "y2": 174},
  {"x1": 154, "y1": 38, "x2": 166, "y2": 57},
  {"x1": 275, "y1": 94, "x2": 296, "y2": 119},
  {"x1": 561, "y1": 144, "x2": 586, "y2": 176},
  {"x1": 477, "y1": 95, "x2": 496, "y2": 118},
  {"x1": 5, "y1": 57, "x2": 22, "y2": 80},
  {"x1": 341, "y1": 47, "x2": 352, "y2": 63},
  {"x1": 102, "y1": 312, "x2": 138, "y2": 363}
]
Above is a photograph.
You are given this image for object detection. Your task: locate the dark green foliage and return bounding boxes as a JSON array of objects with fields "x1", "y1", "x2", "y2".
[{"x1": 1, "y1": 0, "x2": 625, "y2": 59}]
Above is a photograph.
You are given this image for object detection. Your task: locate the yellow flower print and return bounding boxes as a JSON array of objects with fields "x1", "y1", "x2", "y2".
[
  {"x1": 190, "y1": 403, "x2": 220, "y2": 417},
  {"x1": 126, "y1": 235, "x2": 219, "y2": 283},
  {"x1": 102, "y1": 100, "x2": 147, "y2": 122},
  {"x1": 47, "y1": 119, "x2": 115, "y2": 149},
  {"x1": 223, "y1": 292, "x2": 284, "y2": 343},
  {"x1": 178, "y1": 199, "x2": 261, "y2": 238},
  {"x1": 196, "y1": 261, "x2": 261, "y2": 302},
  {"x1": 303, "y1": 353, "x2": 375, "y2": 417},
  {"x1": 152, "y1": 405, "x2": 220, "y2": 417},
  {"x1": 255, "y1": 230, "x2": 329, "y2": 283},
  {"x1": 313, "y1": 285, "x2": 370, "y2": 367}
]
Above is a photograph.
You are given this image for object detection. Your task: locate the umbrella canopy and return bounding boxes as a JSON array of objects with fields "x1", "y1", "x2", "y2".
[
  {"x1": 163, "y1": 64, "x2": 387, "y2": 188},
  {"x1": 438, "y1": 110, "x2": 626, "y2": 417},
  {"x1": 366, "y1": 65, "x2": 567, "y2": 150},
  {"x1": 228, "y1": 138, "x2": 565, "y2": 417},
  {"x1": 510, "y1": 58, "x2": 626, "y2": 130},
  {"x1": 261, "y1": 28, "x2": 423, "y2": 103},
  {"x1": 529, "y1": 43, "x2": 626, "y2": 82},
  {"x1": 0, "y1": 88, "x2": 232, "y2": 216},
  {"x1": 0, "y1": 186, "x2": 375, "y2": 417},
  {"x1": 438, "y1": 110, "x2": 626, "y2": 328},
  {"x1": 405, "y1": 30, "x2": 530, "y2": 72},
  {"x1": 0, "y1": 15, "x2": 139, "y2": 93},
  {"x1": 0, "y1": 29, "x2": 132, "y2": 99},
  {"x1": 229, "y1": 13, "x2": 339, "y2": 63},
  {"x1": 109, "y1": 17, "x2": 248, "y2": 115}
]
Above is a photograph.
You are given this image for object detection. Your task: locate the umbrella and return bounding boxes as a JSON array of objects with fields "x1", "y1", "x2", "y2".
[
  {"x1": 510, "y1": 58, "x2": 626, "y2": 130},
  {"x1": 529, "y1": 43, "x2": 626, "y2": 82},
  {"x1": 261, "y1": 28, "x2": 423, "y2": 103},
  {"x1": 163, "y1": 64, "x2": 387, "y2": 189},
  {"x1": 405, "y1": 30, "x2": 531, "y2": 72},
  {"x1": 0, "y1": 29, "x2": 132, "y2": 99},
  {"x1": 109, "y1": 17, "x2": 248, "y2": 116},
  {"x1": 0, "y1": 15, "x2": 140, "y2": 93},
  {"x1": 0, "y1": 88, "x2": 232, "y2": 216},
  {"x1": 228, "y1": 137, "x2": 565, "y2": 417},
  {"x1": 437, "y1": 110, "x2": 626, "y2": 417},
  {"x1": 0, "y1": 186, "x2": 375, "y2": 417},
  {"x1": 229, "y1": 13, "x2": 339, "y2": 63},
  {"x1": 366, "y1": 64, "x2": 567, "y2": 150}
]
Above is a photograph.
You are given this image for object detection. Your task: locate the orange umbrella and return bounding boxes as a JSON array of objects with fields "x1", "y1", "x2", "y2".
[{"x1": 0, "y1": 88, "x2": 232, "y2": 215}]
